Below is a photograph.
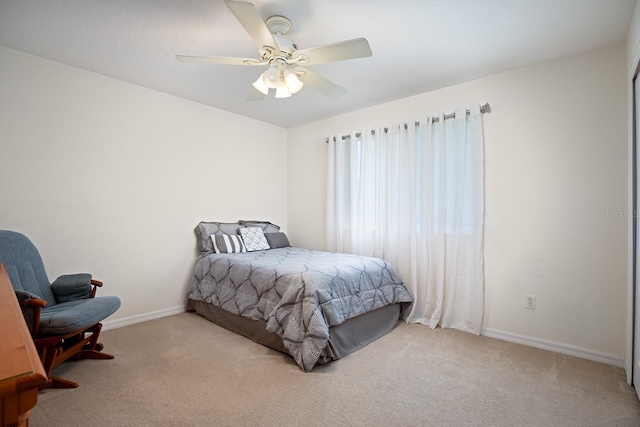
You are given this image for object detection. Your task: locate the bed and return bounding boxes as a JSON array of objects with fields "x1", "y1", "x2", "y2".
[{"x1": 186, "y1": 221, "x2": 413, "y2": 371}]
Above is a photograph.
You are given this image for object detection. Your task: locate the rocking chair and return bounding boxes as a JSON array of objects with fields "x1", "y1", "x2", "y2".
[{"x1": 0, "y1": 230, "x2": 121, "y2": 389}]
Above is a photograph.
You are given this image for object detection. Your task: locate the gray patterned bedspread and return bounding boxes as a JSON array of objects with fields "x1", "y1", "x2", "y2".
[{"x1": 187, "y1": 247, "x2": 412, "y2": 371}]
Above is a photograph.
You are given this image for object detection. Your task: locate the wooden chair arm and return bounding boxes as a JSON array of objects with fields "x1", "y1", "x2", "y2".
[
  {"x1": 16, "y1": 296, "x2": 46, "y2": 338},
  {"x1": 24, "y1": 297, "x2": 48, "y2": 309},
  {"x1": 90, "y1": 278, "x2": 103, "y2": 298}
]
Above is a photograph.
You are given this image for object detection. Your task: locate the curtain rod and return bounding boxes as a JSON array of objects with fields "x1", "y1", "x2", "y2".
[{"x1": 325, "y1": 102, "x2": 490, "y2": 143}]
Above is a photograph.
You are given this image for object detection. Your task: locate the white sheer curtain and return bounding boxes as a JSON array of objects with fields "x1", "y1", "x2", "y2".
[{"x1": 326, "y1": 104, "x2": 484, "y2": 334}]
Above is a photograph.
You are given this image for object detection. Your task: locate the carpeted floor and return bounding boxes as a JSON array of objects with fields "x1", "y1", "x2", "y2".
[{"x1": 31, "y1": 312, "x2": 640, "y2": 427}]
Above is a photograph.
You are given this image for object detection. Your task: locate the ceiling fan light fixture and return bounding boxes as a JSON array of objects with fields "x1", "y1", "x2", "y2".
[
  {"x1": 275, "y1": 80, "x2": 292, "y2": 98},
  {"x1": 262, "y1": 65, "x2": 281, "y2": 89},
  {"x1": 252, "y1": 75, "x2": 270, "y2": 95},
  {"x1": 284, "y1": 70, "x2": 303, "y2": 94}
]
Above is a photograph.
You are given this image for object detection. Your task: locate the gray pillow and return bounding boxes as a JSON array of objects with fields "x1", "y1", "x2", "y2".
[
  {"x1": 195, "y1": 222, "x2": 241, "y2": 253},
  {"x1": 238, "y1": 220, "x2": 280, "y2": 233},
  {"x1": 264, "y1": 232, "x2": 290, "y2": 248}
]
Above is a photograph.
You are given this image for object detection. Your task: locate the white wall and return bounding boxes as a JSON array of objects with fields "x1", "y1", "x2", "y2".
[
  {"x1": 0, "y1": 46, "x2": 288, "y2": 323},
  {"x1": 288, "y1": 42, "x2": 629, "y2": 362}
]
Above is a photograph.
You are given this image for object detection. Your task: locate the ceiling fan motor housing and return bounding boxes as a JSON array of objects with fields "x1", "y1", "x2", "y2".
[
  {"x1": 266, "y1": 16, "x2": 298, "y2": 56},
  {"x1": 274, "y1": 35, "x2": 297, "y2": 56}
]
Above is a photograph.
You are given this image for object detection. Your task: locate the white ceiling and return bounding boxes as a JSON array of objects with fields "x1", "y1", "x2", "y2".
[{"x1": 0, "y1": 0, "x2": 636, "y2": 128}]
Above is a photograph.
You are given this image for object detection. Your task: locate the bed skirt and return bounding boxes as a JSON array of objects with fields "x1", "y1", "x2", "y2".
[{"x1": 187, "y1": 299, "x2": 401, "y2": 364}]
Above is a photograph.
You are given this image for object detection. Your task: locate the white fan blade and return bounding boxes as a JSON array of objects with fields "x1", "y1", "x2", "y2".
[
  {"x1": 225, "y1": 1, "x2": 278, "y2": 51},
  {"x1": 246, "y1": 87, "x2": 266, "y2": 101},
  {"x1": 293, "y1": 38, "x2": 372, "y2": 66},
  {"x1": 296, "y1": 68, "x2": 347, "y2": 99},
  {"x1": 176, "y1": 55, "x2": 264, "y2": 66}
]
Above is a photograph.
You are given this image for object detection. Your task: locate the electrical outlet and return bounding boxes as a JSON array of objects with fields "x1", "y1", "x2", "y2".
[{"x1": 525, "y1": 295, "x2": 536, "y2": 310}]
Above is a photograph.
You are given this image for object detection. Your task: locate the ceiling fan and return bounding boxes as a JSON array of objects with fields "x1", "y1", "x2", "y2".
[{"x1": 176, "y1": 0, "x2": 373, "y2": 101}]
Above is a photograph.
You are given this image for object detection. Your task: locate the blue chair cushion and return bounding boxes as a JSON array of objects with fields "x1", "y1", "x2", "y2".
[
  {"x1": 51, "y1": 273, "x2": 93, "y2": 303},
  {"x1": 40, "y1": 296, "x2": 121, "y2": 335}
]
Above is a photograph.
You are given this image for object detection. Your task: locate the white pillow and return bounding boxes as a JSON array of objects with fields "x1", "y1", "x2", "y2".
[
  {"x1": 211, "y1": 234, "x2": 246, "y2": 253},
  {"x1": 239, "y1": 227, "x2": 270, "y2": 252}
]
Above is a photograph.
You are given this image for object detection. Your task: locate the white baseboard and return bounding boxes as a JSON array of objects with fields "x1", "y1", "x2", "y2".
[
  {"x1": 102, "y1": 305, "x2": 186, "y2": 331},
  {"x1": 481, "y1": 327, "x2": 625, "y2": 368}
]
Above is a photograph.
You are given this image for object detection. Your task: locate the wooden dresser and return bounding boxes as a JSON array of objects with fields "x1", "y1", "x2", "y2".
[{"x1": 0, "y1": 263, "x2": 47, "y2": 427}]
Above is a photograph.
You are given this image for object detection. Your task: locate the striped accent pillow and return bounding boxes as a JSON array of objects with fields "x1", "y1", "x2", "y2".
[{"x1": 211, "y1": 234, "x2": 246, "y2": 253}]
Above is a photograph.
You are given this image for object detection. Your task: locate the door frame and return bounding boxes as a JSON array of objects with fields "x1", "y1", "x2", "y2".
[{"x1": 628, "y1": 43, "x2": 640, "y2": 390}]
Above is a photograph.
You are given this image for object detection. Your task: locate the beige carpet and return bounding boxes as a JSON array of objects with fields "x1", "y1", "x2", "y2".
[{"x1": 31, "y1": 312, "x2": 640, "y2": 427}]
